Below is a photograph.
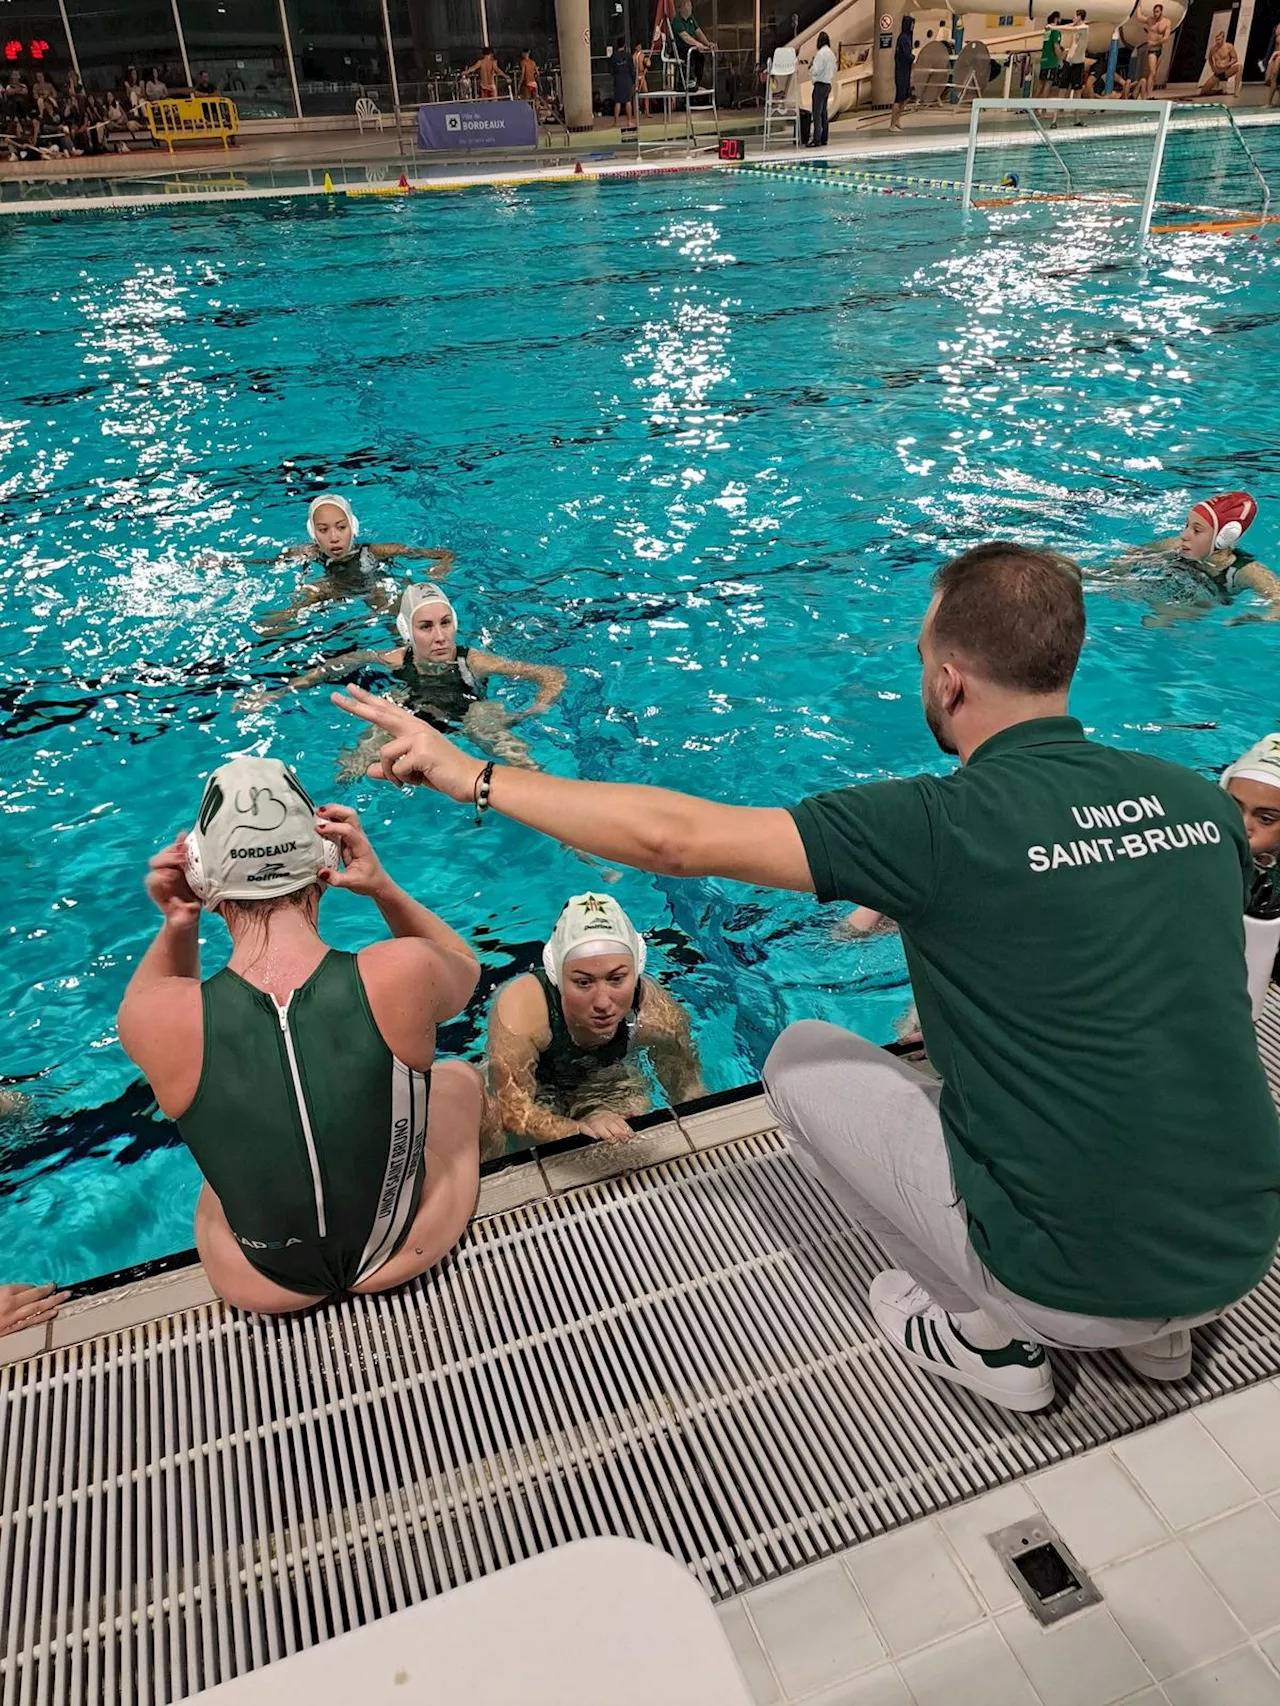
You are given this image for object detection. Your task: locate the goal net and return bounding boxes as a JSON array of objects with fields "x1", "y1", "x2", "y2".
[{"x1": 961, "y1": 99, "x2": 1271, "y2": 237}]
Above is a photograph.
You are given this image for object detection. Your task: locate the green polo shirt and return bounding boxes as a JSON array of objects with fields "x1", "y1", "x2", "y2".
[
  {"x1": 791, "y1": 717, "x2": 1280, "y2": 1320},
  {"x1": 672, "y1": 12, "x2": 698, "y2": 41}
]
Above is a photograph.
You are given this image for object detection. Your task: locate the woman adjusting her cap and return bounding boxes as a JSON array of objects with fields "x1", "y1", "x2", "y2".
[
  {"x1": 483, "y1": 893, "x2": 705, "y2": 1152},
  {"x1": 116, "y1": 755, "x2": 485, "y2": 1315},
  {"x1": 259, "y1": 493, "x2": 456, "y2": 634}
]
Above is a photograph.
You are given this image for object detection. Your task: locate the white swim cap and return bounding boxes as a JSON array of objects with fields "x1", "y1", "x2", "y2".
[
  {"x1": 185, "y1": 755, "x2": 339, "y2": 908},
  {"x1": 1222, "y1": 734, "x2": 1280, "y2": 797},
  {"x1": 542, "y1": 893, "x2": 647, "y2": 988},
  {"x1": 306, "y1": 493, "x2": 359, "y2": 544},
  {"x1": 397, "y1": 583, "x2": 457, "y2": 644}
]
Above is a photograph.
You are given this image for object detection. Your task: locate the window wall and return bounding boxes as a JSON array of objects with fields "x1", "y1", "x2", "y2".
[
  {"x1": 64, "y1": 0, "x2": 183, "y2": 90},
  {"x1": 24, "y1": 0, "x2": 589, "y2": 110},
  {"x1": 176, "y1": 0, "x2": 295, "y2": 115}
]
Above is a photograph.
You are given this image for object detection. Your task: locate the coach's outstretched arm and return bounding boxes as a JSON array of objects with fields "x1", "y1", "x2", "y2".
[{"x1": 333, "y1": 685, "x2": 814, "y2": 892}]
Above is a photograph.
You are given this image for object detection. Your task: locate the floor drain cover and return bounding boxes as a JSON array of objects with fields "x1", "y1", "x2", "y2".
[{"x1": 988, "y1": 1519, "x2": 1101, "y2": 1625}]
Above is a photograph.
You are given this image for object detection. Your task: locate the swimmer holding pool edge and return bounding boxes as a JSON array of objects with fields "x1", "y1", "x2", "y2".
[{"x1": 484, "y1": 894, "x2": 705, "y2": 1153}]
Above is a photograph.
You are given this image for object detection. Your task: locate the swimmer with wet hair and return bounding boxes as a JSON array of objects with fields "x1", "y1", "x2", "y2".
[
  {"x1": 1222, "y1": 734, "x2": 1280, "y2": 916},
  {"x1": 243, "y1": 583, "x2": 566, "y2": 779},
  {"x1": 1119, "y1": 492, "x2": 1280, "y2": 620},
  {"x1": 259, "y1": 494, "x2": 455, "y2": 633},
  {"x1": 482, "y1": 893, "x2": 705, "y2": 1154}
]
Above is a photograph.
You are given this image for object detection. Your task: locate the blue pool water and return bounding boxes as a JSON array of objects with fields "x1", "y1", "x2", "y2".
[{"x1": 2, "y1": 161, "x2": 1279, "y2": 1285}]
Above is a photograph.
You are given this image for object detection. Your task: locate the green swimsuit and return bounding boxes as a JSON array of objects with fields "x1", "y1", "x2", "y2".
[{"x1": 178, "y1": 951, "x2": 429, "y2": 1296}]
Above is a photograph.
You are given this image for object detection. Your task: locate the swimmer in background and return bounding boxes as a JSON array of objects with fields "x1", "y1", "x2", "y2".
[
  {"x1": 259, "y1": 494, "x2": 455, "y2": 633},
  {"x1": 1116, "y1": 492, "x2": 1280, "y2": 619},
  {"x1": 244, "y1": 584, "x2": 565, "y2": 778},
  {"x1": 1222, "y1": 734, "x2": 1280, "y2": 916},
  {"x1": 483, "y1": 893, "x2": 705, "y2": 1154}
]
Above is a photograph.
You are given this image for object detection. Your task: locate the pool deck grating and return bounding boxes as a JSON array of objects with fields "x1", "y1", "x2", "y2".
[{"x1": 3, "y1": 992, "x2": 1280, "y2": 1702}]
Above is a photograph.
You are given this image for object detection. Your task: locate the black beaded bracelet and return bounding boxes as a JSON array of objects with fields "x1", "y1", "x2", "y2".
[{"x1": 473, "y1": 760, "x2": 496, "y2": 825}]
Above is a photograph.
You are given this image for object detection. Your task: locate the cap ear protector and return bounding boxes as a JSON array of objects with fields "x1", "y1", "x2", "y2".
[
  {"x1": 182, "y1": 822, "x2": 340, "y2": 902},
  {"x1": 1192, "y1": 492, "x2": 1257, "y2": 553}
]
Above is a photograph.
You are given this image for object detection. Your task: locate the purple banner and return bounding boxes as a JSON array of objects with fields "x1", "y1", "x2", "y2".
[{"x1": 416, "y1": 100, "x2": 538, "y2": 151}]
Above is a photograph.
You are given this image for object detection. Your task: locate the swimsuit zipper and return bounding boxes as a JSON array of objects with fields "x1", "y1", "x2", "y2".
[{"x1": 275, "y1": 992, "x2": 327, "y2": 1238}]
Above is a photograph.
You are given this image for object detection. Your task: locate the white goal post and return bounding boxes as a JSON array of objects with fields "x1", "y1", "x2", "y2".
[{"x1": 961, "y1": 97, "x2": 1173, "y2": 240}]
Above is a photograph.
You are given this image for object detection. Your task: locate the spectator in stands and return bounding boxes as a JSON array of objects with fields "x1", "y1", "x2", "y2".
[
  {"x1": 808, "y1": 30, "x2": 836, "y2": 147},
  {"x1": 1197, "y1": 31, "x2": 1239, "y2": 96},
  {"x1": 195, "y1": 69, "x2": 218, "y2": 95},
  {"x1": 144, "y1": 67, "x2": 168, "y2": 102},
  {"x1": 124, "y1": 66, "x2": 146, "y2": 111},
  {"x1": 611, "y1": 37, "x2": 636, "y2": 125},
  {"x1": 333, "y1": 542, "x2": 1280, "y2": 1417},
  {"x1": 672, "y1": 0, "x2": 716, "y2": 92},
  {"x1": 32, "y1": 69, "x2": 57, "y2": 105}
]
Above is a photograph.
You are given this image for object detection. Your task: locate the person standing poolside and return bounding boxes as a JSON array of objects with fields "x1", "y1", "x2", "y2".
[
  {"x1": 808, "y1": 31, "x2": 836, "y2": 146},
  {"x1": 1037, "y1": 13, "x2": 1064, "y2": 95},
  {"x1": 1266, "y1": 23, "x2": 1280, "y2": 105},
  {"x1": 465, "y1": 46, "x2": 508, "y2": 100},
  {"x1": 484, "y1": 893, "x2": 705, "y2": 1152},
  {"x1": 260, "y1": 494, "x2": 455, "y2": 633},
  {"x1": 1136, "y1": 3, "x2": 1170, "y2": 96},
  {"x1": 633, "y1": 41, "x2": 650, "y2": 114},
  {"x1": 245, "y1": 583, "x2": 565, "y2": 776},
  {"x1": 889, "y1": 17, "x2": 914, "y2": 131},
  {"x1": 1057, "y1": 10, "x2": 1090, "y2": 108},
  {"x1": 117, "y1": 759, "x2": 484, "y2": 1314},
  {"x1": 671, "y1": 0, "x2": 716, "y2": 92},
  {"x1": 333, "y1": 542, "x2": 1280, "y2": 1416},
  {"x1": 611, "y1": 37, "x2": 636, "y2": 125},
  {"x1": 519, "y1": 49, "x2": 540, "y2": 102}
]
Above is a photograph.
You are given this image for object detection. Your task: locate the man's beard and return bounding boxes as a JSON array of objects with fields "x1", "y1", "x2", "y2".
[{"x1": 924, "y1": 682, "x2": 959, "y2": 756}]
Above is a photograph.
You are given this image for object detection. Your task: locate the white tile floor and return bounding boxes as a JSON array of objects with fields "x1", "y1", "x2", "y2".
[{"x1": 718, "y1": 1380, "x2": 1280, "y2": 1705}]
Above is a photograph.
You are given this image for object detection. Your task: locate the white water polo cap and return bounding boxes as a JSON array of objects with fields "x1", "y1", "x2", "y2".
[
  {"x1": 397, "y1": 582, "x2": 457, "y2": 643},
  {"x1": 1222, "y1": 733, "x2": 1280, "y2": 798},
  {"x1": 542, "y1": 892, "x2": 647, "y2": 987},
  {"x1": 306, "y1": 493, "x2": 359, "y2": 544},
  {"x1": 185, "y1": 755, "x2": 338, "y2": 906}
]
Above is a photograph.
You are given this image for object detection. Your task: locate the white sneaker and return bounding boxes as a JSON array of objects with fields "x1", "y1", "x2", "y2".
[
  {"x1": 869, "y1": 1270, "x2": 1055, "y2": 1413},
  {"x1": 1119, "y1": 1329, "x2": 1192, "y2": 1381}
]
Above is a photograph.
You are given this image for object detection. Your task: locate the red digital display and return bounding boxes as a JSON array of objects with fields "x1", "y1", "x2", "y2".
[{"x1": 5, "y1": 38, "x2": 51, "y2": 60}]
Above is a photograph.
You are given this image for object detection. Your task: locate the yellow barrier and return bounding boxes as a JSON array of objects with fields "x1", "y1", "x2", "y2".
[{"x1": 146, "y1": 97, "x2": 239, "y2": 153}]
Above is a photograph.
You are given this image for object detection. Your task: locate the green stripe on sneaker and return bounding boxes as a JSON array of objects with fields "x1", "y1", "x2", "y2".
[{"x1": 927, "y1": 1319, "x2": 956, "y2": 1368}]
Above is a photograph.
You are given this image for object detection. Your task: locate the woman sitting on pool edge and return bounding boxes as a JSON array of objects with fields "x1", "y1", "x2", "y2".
[
  {"x1": 482, "y1": 893, "x2": 705, "y2": 1154},
  {"x1": 1119, "y1": 491, "x2": 1280, "y2": 619},
  {"x1": 246, "y1": 583, "x2": 566, "y2": 776},
  {"x1": 260, "y1": 494, "x2": 455, "y2": 633}
]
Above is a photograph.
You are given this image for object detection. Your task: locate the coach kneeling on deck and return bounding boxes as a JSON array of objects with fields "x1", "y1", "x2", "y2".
[{"x1": 330, "y1": 543, "x2": 1280, "y2": 1415}]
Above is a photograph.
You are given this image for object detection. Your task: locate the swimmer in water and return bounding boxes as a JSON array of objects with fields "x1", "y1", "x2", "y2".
[
  {"x1": 259, "y1": 494, "x2": 455, "y2": 633},
  {"x1": 244, "y1": 584, "x2": 566, "y2": 779},
  {"x1": 482, "y1": 893, "x2": 705, "y2": 1153},
  {"x1": 1118, "y1": 492, "x2": 1280, "y2": 620},
  {"x1": 1221, "y1": 734, "x2": 1280, "y2": 916}
]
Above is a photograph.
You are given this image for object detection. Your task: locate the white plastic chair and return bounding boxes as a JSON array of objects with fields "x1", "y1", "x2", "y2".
[
  {"x1": 763, "y1": 46, "x2": 800, "y2": 151},
  {"x1": 355, "y1": 96, "x2": 383, "y2": 133}
]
